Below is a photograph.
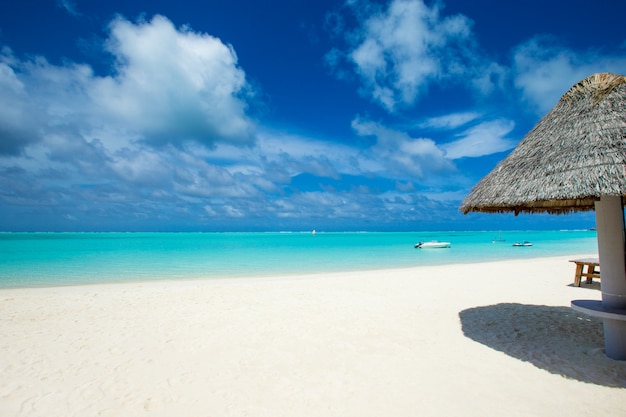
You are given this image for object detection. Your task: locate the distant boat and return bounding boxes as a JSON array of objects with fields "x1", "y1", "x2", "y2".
[
  {"x1": 512, "y1": 241, "x2": 533, "y2": 247},
  {"x1": 415, "y1": 241, "x2": 451, "y2": 249},
  {"x1": 492, "y1": 231, "x2": 505, "y2": 243}
]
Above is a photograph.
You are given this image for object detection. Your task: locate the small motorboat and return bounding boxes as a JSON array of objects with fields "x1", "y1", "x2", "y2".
[
  {"x1": 512, "y1": 241, "x2": 533, "y2": 247},
  {"x1": 415, "y1": 241, "x2": 451, "y2": 249}
]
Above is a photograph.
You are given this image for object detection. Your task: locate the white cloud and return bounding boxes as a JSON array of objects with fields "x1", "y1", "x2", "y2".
[
  {"x1": 351, "y1": 116, "x2": 454, "y2": 178},
  {"x1": 223, "y1": 205, "x2": 245, "y2": 218},
  {"x1": 57, "y1": 0, "x2": 80, "y2": 17},
  {"x1": 350, "y1": 115, "x2": 515, "y2": 168},
  {"x1": 420, "y1": 112, "x2": 481, "y2": 129},
  {"x1": 327, "y1": 0, "x2": 501, "y2": 112},
  {"x1": 0, "y1": 15, "x2": 255, "y2": 157},
  {"x1": 0, "y1": 59, "x2": 40, "y2": 154},
  {"x1": 441, "y1": 120, "x2": 516, "y2": 159},
  {"x1": 513, "y1": 37, "x2": 626, "y2": 114},
  {"x1": 254, "y1": 130, "x2": 361, "y2": 179},
  {"x1": 91, "y1": 15, "x2": 254, "y2": 147}
]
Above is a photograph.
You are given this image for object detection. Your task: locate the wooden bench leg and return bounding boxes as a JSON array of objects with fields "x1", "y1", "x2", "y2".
[
  {"x1": 574, "y1": 263, "x2": 583, "y2": 286},
  {"x1": 586, "y1": 265, "x2": 595, "y2": 284}
]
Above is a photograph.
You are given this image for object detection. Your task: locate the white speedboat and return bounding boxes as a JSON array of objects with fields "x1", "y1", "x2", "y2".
[
  {"x1": 512, "y1": 241, "x2": 533, "y2": 247},
  {"x1": 415, "y1": 241, "x2": 451, "y2": 249}
]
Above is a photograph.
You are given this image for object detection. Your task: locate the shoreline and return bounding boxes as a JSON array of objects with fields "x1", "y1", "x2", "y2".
[
  {"x1": 1, "y1": 256, "x2": 624, "y2": 416},
  {"x1": 0, "y1": 252, "x2": 599, "y2": 291}
]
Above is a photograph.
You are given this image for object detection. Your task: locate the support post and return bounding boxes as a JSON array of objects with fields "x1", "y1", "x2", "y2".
[{"x1": 594, "y1": 196, "x2": 626, "y2": 359}]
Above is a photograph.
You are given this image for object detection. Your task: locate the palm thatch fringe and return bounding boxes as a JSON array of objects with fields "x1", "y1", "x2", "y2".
[{"x1": 460, "y1": 72, "x2": 626, "y2": 215}]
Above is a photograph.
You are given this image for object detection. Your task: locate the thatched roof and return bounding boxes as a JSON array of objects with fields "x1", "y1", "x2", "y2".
[{"x1": 460, "y1": 72, "x2": 626, "y2": 215}]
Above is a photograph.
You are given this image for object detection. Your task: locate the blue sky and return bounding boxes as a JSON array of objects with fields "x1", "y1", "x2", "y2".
[{"x1": 0, "y1": 0, "x2": 624, "y2": 231}]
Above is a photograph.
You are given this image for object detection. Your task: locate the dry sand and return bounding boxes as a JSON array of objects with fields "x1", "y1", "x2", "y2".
[{"x1": 1, "y1": 256, "x2": 625, "y2": 417}]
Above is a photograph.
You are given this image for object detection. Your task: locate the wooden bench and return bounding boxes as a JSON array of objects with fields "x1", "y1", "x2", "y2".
[{"x1": 569, "y1": 258, "x2": 600, "y2": 286}]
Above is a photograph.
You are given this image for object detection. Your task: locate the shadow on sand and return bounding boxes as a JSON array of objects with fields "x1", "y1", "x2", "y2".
[
  {"x1": 459, "y1": 303, "x2": 626, "y2": 388},
  {"x1": 567, "y1": 281, "x2": 601, "y2": 291}
]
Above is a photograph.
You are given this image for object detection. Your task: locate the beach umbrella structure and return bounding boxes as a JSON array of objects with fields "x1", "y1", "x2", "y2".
[{"x1": 460, "y1": 72, "x2": 626, "y2": 360}]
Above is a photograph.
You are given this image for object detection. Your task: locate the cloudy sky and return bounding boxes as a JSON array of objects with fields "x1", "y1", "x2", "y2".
[{"x1": 1, "y1": 0, "x2": 624, "y2": 231}]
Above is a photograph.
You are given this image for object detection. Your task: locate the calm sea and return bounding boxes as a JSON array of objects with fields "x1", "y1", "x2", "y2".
[{"x1": 0, "y1": 230, "x2": 598, "y2": 288}]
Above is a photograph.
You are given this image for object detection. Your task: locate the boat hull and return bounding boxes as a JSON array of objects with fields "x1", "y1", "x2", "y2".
[
  {"x1": 415, "y1": 241, "x2": 451, "y2": 249},
  {"x1": 512, "y1": 242, "x2": 533, "y2": 247}
]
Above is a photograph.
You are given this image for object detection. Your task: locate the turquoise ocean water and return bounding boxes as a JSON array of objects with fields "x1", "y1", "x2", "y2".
[{"x1": 0, "y1": 230, "x2": 598, "y2": 289}]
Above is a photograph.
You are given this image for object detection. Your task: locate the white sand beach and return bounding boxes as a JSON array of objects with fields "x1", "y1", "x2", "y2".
[{"x1": 1, "y1": 256, "x2": 625, "y2": 417}]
